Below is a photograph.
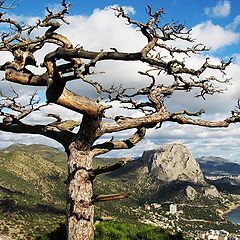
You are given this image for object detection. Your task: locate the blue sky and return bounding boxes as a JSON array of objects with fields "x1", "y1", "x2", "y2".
[
  {"x1": 13, "y1": 0, "x2": 240, "y2": 28},
  {"x1": 10, "y1": 0, "x2": 240, "y2": 57},
  {"x1": 1, "y1": 0, "x2": 240, "y2": 162}
]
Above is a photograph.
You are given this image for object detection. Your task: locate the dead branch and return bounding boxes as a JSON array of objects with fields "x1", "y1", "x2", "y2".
[
  {"x1": 172, "y1": 108, "x2": 205, "y2": 117},
  {"x1": 92, "y1": 157, "x2": 131, "y2": 176},
  {"x1": 170, "y1": 114, "x2": 240, "y2": 127},
  {"x1": 0, "y1": 89, "x2": 46, "y2": 122},
  {"x1": 92, "y1": 192, "x2": 130, "y2": 202},
  {"x1": 46, "y1": 120, "x2": 80, "y2": 132},
  {"x1": 0, "y1": 1, "x2": 17, "y2": 9},
  {"x1": 93, "y1": 128, "x2": 146, "y2": 155}
]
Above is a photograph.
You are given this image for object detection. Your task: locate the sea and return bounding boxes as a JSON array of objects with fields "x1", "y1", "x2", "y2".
[{"x1": 226, "y1": 207, "x2": 240, "y2": 224}]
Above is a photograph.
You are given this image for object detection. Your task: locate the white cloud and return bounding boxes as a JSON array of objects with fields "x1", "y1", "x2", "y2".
[
  {"x1": 204, "y1": 1, "x2": 231, "y2": 18},
  {"x1": 0, "y1": 5, "x2": 240, "y2": 163},
  {"x1": 99, "y1": 123, "x2": 240, "y2": 163},
  {"x1": 191, "y1": 21, "x2": 240, "y2": 51},
  {"x1": 226, "y1": 15, "x2": 240, "y2": 31},
  {"x1": 61, "y1": 6, "x2": 145, "y2": 52},
  {"x1": 145, "y1": 123, "x2": 240, "y2": 163}
]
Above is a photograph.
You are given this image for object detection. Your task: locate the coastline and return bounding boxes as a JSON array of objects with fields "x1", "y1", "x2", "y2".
[
  {"x1": 223, "y1": 204, "x2": 240, "y2": 217},
  {"x1": 219, "y1": 196, "x2": 240, "y2": 220}
]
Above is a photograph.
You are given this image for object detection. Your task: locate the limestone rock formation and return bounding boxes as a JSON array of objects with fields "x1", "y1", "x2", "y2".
[
  {"x1": 186, "y1": 185, "x2": 198, "y2": 200},
  {"x1": 141, "y1": 143, "x2": 206, "y2": 185},
  {"x1": 203, "y1": 185, "x2": 221, "y2": 198}
]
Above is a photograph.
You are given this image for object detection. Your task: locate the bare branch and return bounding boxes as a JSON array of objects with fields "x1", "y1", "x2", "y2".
[
  {"x1": 232, "y1": 99, "x2": 240, "y2": 116},
  {"x1": 0, "y1": 3, "x2": 239, "y2": 150},
  {"x1": 172, "y1": 108, "x2": 205, "y2": 117},
  {"x1": 0, "y1": 89, "x2": 46, "y2": 122},
  {"x1": 0, "y1": 1, "x2": 17, "y2": 9},
  {"x1": 93, "y1": 128, "x2": 146, "y2": 155},
  {"x1": 47, "y1": 113, "x2": 62, "y2": 122},
  {"x1": 46, "y1": 119, "x2": 80, "y2": 132},
  {"x1": 92, "y1": 157, "x2": 131, "y2": 176},
  {"x1": 0, "y1": 120, "x2": 76, "y2": 148},
  {"x1": 92, "y1": 192, "x2": 129, "y2": 202},
  {"x1": 170, "y1": 114, "x2": 240, "y2": 128},
  {"x1": 99, "y1": 111, "x2": 168, "y2": 134}
]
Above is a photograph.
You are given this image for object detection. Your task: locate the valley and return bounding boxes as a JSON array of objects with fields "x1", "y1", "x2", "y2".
[{"x1": 0, "y1": 143, "x2": 239, "y2": 239}]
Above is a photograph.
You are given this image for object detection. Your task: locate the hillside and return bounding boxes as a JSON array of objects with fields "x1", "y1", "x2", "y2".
[
  {"x1": 196, "y1": 156, "x2": 240, "y2": 176},
  {"x1": 0, "y1": 144, "x2": 67, "y2": 239},
  {"x1": 0, "y1": 144, "x2": 239, "y2": 239}
]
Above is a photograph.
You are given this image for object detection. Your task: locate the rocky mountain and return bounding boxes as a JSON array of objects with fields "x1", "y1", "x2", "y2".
[
  {"x1": 137, "y1": 143, "x2": 226, "y2": 201},
  {"x1": 141, "y1": 143, "x2": 206, "y2": 185}
]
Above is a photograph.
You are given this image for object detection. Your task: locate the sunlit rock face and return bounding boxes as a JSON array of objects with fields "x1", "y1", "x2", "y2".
[
  {"x1": 141, "y1": 143, "x2": 206, "y2": 185},
  {"x1": 186, "y1": 185, "x2": 198, "y2": 200}
]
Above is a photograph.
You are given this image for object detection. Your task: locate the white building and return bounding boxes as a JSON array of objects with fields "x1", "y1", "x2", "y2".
[
  {"x1": 151, "y1": 203, "x2": 161, "y2": 209},
  {"x1": 169, "y1": 204, "x2": 177, "y2": 214},
  {"x1": 196, "y1": 229, "x2": 234, "y2": 240}
]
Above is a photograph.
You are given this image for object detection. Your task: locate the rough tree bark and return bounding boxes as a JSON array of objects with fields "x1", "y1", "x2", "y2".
[
  {"x1": 66, "y1": 114, "x2": 102, "y2": 240},
  {"x1": 67, "y1": 146, "x2": 95, "y2": 240},
  {"x1": 0, "y1": 1, "x2": 239, "y2": 240}
]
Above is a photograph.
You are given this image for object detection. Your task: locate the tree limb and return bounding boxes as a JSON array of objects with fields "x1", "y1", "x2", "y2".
[
  {"x1": 0, "y1": 121, "x2": 75, "y2": 147},
  {"x1": 92, "y1": 157, "x2": 131, "y2": 176},
  {"x1": 99, "y1": 111, "x2": 169, "y2": 134},
  {"x1": 92, "y1": 192, "x2": 129, "y2": 202},
  {"x1": 171, "y1": 114, "x2": 240, "y2": 127},
  {"x1": 93, "y1": 127, "x2": 146, "y2": 154}
]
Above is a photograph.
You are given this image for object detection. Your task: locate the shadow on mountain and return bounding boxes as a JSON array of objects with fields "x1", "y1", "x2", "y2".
[
  {"x1": 0, "y1": 197, "x2": 65, "y2": 215},
  {"x1": 208, "y1": 179, "x2": 240, "y2": 195},
  {"x1": 151, "y1": 181, "x2": 206, "y2": 203},
  {"x1": 36, "y1": 223, "x2": 67, "y2": 240},
  {"x1": 0, "y1": 185, "x2": 27, "y2": 196}
]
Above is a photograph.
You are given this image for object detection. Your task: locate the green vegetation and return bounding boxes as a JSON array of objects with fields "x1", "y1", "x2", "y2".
[
  {"x1": 0, "y1": 144, "x2": 67, "y2": 239},
  {"x1": 36, "y1": 221, "x2": 189, "y2": 240},
  {"x1": 95, "y1": 222, "x2": 186, "y2": 240},
  {"x1": 0, "y1": 144, "x2": 239, "y2": 239}
]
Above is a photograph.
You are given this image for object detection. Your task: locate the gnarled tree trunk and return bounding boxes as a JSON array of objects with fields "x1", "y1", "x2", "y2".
[
  {"x1": 66, "y1": 114, "x2": 101, "y2": 240},
  {"x1": 67, "y1": 143, "x2": 95, "y2": 240}
]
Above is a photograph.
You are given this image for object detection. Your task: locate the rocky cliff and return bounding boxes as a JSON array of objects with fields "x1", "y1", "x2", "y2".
[{"x1": 141, "y1": 143, "x2": 206, "y2": 185}]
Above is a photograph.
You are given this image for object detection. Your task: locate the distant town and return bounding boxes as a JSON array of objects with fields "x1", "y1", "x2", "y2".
[
  {"x1": 138, "y1": 202, "x2": 240, "y2": 240},
  {"x1": 196, "y1": 229, "x2": 239, "y2": 240}
]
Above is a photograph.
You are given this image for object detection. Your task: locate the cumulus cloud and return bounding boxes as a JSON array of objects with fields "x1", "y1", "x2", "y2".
[
  {"x1": 1, "y1": 5, "x2": 240, "y2": 163},
  {"x1": 204, "y1": 0, "x2": 231, "y2": 18},
  {"x1": 191, "y1": 21, "x2": 240, "y2": 51},
  {"x1": 61, "y1": 6, "x2": 145, "y2": 51},
  {"x1": 101, "y1": 123, "x2": 240, "y2": 163},
  {"x1": 145, "y1": 123, "x2": 240, "y2": 163}
]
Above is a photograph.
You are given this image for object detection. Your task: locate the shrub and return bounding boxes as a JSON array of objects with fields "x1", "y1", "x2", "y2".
[{"x1": 95, "y1": 222, "x2": 185, "y2": 240}]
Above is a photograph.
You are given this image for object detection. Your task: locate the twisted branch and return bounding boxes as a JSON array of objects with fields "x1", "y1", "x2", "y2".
[
  {"x1": 93, "y1": 128, "x2": 146, "y2": 155},
  {"x1": 93, "y1": 157, "x2": 131, "y2": 176}
]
